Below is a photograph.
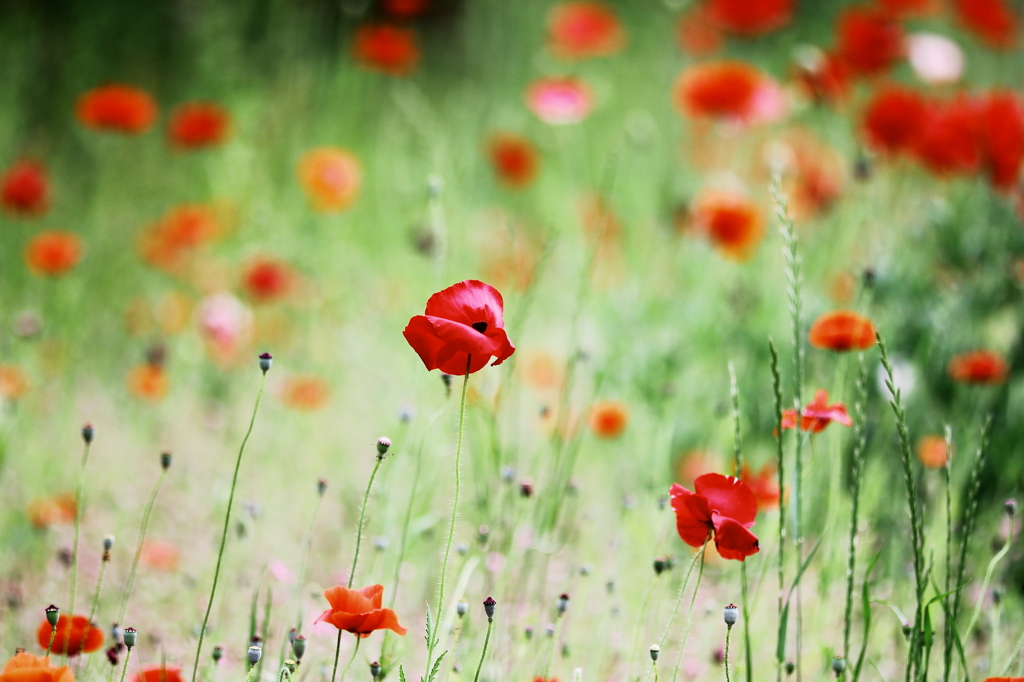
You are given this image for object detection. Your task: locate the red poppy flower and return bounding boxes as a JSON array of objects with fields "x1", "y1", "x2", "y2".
[
  {"x1": 917, "y1": 435, "x2": 949, "y2": 469},
  {"x1": 1, "y1": 160, "x2": 49, "y2": 216},
  {"x1": 241, "y1": 257, "x2": 296, "y2": 303},
  {"x1": 912, "y1": 97, "x2": 982, "y2": 176},
  {"x1": 673, "y1": 60, "x2": 768, "y2": 121},
  {"x1": 315, "y1": 584, "x2": 408, "y2": 638},
  {"x1": 691, "y1": 188, "x2": 764, "y2": 260},
  {"x1": 588, "y1": 400, "x2": 628, "y2": 439},
  {"x1": 862, "y1": 85, "x2": 927, "y2": 154},
  {"x1": 353, "y1": 24, "x2": 420, "y2": 76},
  {"x1": 168, "y1": 102, "x2": 230, "y2": 150},
  {"x1": 706, "y1": 0, "x2": 793, "y2": 36},
  {"x1": 75, "y1": 84, "x2": 158, "y2": 135},
  {"x1": 25, "y1": 231, "x2": 82, "y2": 277},
  {"x1": 297, "y1": 148, "x2": 362, "y2": 212},
  {"x1": 280, "y1": 375, "x2": 331, "y2": 411},
  {"x1": 954, "y1": 0, "x2": 1016, "y2": 49},
  {"x1": 948, "y1": 350, "x2": 1008, "y2": 384},
  {"x1": 835, "y1": 7, "x2": 904, "y2": 77},
  {"x1": 26, "y1": 492, "x2": 77, "y2": 528},
  {"x1": 127, "y1": 364, "x2": 169, "y2": 402},
  {"x1": 808, "y1": 310, "x2": 876, "y2": 351},
  {"x1": 36, "y1": 615, "x2": 103, "y2": 657},
  {"x1": 139, "y1": 204, "x2": 221, "y2": 272},
  {"x1": 547, "y1": 2, "x2": 625, "y2": 59},
  {"x1": 403, "y1": 280, "x2": 516, "y2": 375},
  {"x1": 381, "y1": 0, "x2": 430, "y2": 20},
  {"x1": 1, "y1": 652, "x2": 73, "y2": 682},
  {"x1": 740, "y1": 464, "x2": 780, "y2": 511},
  {"x1": 781, "y1": 389, "x2": 852, "y2": 433},
  {"x1": 977, "y1": 91, "x2": 1024, "y2": 191},
  {"x1": 134, "y1": 666, "x2": 184, "y2": 682},
  {"x1": 669, "y1": 473, "x2": 759, "y2": 561},
  {"x1": 487, "y1": 133, "x2": 540, "y2": 189}
]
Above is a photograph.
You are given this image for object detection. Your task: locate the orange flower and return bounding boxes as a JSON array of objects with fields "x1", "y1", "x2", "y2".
[
  {"x1": 917, "y1": 435, "x2": 949, "y2": 469},
  {"x1": 781, "y1": 389, "x2": 852, "y2": 433},
  {"x1": 133, "y1": 667, "x2": 184, "y2": 682},
  {"x1": 808, "y1": 310, "x2": 875, "y2": 351},
  {"x1": 948, "y1": 350, "x2": 1008, "y2": 384},
  {"x1": 486, "y1": 133, "x2": 540, "y2": 189},
  {"x1": 139, "y1": 540, "x2": 181, "y2": 571},
  {"x1": 547, "y1": 2, "x2": 625, "y2": 59},
  {"x1": 0, "y1": 365, "x2": 28, "y2": 401},
  {"x1": 168, "y1": 102, "x2": 230, "y2": 149},
  {"x1": 139, "y1": 204, "x2": 221, "y2": 272},
  {"x1": 315, "y1": 584, "x2": 407, "y2": 638},
  {"x1": 707, "y1": 0, "x2": 793, "y2": 36},
  {"x1": 75, "y1": 84, "x2": 158, "y2": 135},
  {"x1": 0, "y1": 652, "x2": 73, "y2": 682},
  {"x1": 673, "y1": 61, "x2": 765, "y2": 120},
  {"x1": 297, "y1": 148, "x2": 362, "y2": 212},
  {"x1": 353, "y1": 24, "x2": 420, "y2": 76},
  {"x1": 691, "y1": 189, "x2": 764, "y2": 260},
  {"x1": 27, "y1": 493, "x2": 77, "y2": 528},
  {"x1": 25, "y1": 231, "x2": 82, "y2": 277},
  {"x1": 862, "y1": 85, "x2": 927, "y2": 155},
  {"x1": 835, "y1": 7, "x2": 904, "y2": 77},
  {"x1": 241, "y1": 257, "x2": 296, "y2": 303},
  {"x1": 588, "y1": 401, "x2": 629, "y2": 439},
  {"x1": 280, "y1": 376, "x2": 331, "y2": 411},
  {"x1": 954, "y1": 0, "x2": 1016, "y2": 49},
  {"x1": 740, "y1": 464, "x2": 780, "y2": 511},
  {"x1": 912, "y1": 97, "x2": 982, "y2": 176},
  {"x1": 1, "y1": 160, "x2": 50, "y2": 216},
  {"x1": 35, "y1": 616, "x2": 103, "y2": 657},
  {"x1": 127, "y1": 364, "x2": 169, "y2": 402}
]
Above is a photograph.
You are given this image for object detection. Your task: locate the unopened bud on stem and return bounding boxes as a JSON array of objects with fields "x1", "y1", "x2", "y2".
[
  {"x1": 649, "y1": 644, "x2": 660, "y2": 662},
  {"x1": 258, "y1": 353, "x2": 273, "y2": 374},
  {"x1": 723, "y1": 604, "x2": 738, "y2": 628},
  {"x1": 123, "y1": 627, "x2": 137, "y2": 650},
  {"x1": 45, "y1": 605, "x2": 60, "y2": 627},
  {"x1": 247, "y1": 644, "x2": 262, "y2": 666},
  {"x1": 483, "y1": 596, "x2": 496, "y2": 622}
]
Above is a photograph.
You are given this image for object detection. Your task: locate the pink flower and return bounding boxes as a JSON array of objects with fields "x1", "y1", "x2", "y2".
[
  {"x1": 197, "y1": 292, "x2": 253, "y2": 360},
  {"x1": 526, "y1": 77, "x2": 594, "y2": 124}
]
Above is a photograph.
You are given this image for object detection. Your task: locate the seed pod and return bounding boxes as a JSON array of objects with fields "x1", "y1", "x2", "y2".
[
  {"x1": 370, "y1": 662, "x2": 381, "y2": 678},
  {"x1": 376, "y1": 437, "x2": 391, "y2": 456},
  {"x1": 247, "y1": 645, "x2": 262, "y2": 666},
  {"x1": 258, "y1": 353, "x2": 273, "y2": 373},
  {"x1": 650, "y1": 644, "x2": 660, "y2": 662},
  {"x1": 292, "y1": 635, "x2": 306, "y2": 661},
  {"x1": 832, "y1": 656, "x2": 846, "y2": 677},
  {"x1": 161, "y1": 452, "x2": 172, "y2": 470},
  {"x1": 45, "y1": 605, "x2": 60, "y2": 627},
  {"x1": 483, "y1": 597, "x2": 496, "y2": 621},
  {"x1": 82, "y1": 424, "x2": 95, "y2": 444},
  {"x1": 456, "y1": 601, "x2": 468, "y2": 618},
  {"x1": 723, "y1": 604, "x2": 738, "y2": 627},
  {"x1": 212, "y1": 646, "x2": 223, "y2": 664},
  {"x1": 123, "y1": 627, "x2": 137, "y2": 650}
]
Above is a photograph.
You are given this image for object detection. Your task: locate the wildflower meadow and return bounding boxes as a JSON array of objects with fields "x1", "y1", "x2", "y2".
[{"x1": 1, "y1": 3, "x2": 1024, "y2": 682}]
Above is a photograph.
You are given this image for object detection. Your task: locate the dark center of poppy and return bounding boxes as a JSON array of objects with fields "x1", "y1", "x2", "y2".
[{"x1": 471, "y1": 321, "x2": 488, "y2": 333}]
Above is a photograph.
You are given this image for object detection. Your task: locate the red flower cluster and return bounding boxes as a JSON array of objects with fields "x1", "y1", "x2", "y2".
[{"x1": 670, "y1": 473, "x2": 759, "y2": 560}]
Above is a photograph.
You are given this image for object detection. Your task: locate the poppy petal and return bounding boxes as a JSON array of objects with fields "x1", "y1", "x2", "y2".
[
  {"x1": 711, "y1": 513, "x2": 761, "y2": 560},
  {"x1": 693, "y1": 473, "x2": 757, "y2": 527},
  {"x1": 485, "y1": 326, "x2": 516, "y2": 366},
  {"x1": 357, "y1": 584, "x2": 385, "y2": 609},
  {"x1": 424, "y1": 280, "x2": 506, "y2": 329},
  {"x1": 403, "y1": 315, "x2": 451, "y2": 371},
  {"x1": 669, "y1": 483, "x2": 714, "y2": 547}
]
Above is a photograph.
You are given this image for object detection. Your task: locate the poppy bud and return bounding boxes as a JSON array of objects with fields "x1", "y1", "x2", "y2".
[
  {"x1": 520, "y1": 481, "x2": 533, "y2": 498},
  {"x1": 292, "y1": 635, "x2": 306, "y2": 661},
  {"x1": 579, "y1": 565, "x2": 591, "y2": 576},
  {"x1": 832, "y1": 656, "x2": 846, "y2": 677},
  {"x1": 82, "y1": 423, "x2": 95, "y2": 444},
  {"x1": 561, "y1": 644, "x2": 570, "y2": 658},
  {"x1": 994, "y1": 588, "x2": 1004, "y2": 605},
  {"x1": 483, "y1": 596, "x2": 496, "y2": 621},
  {"x1": 45, "y1": 605, "x2": 60, "y2": 627},
  {"x1": 901, "y1": 622, "x2": 911, "y2": 639},
  {"x1": 377, "y1": 437, "x2": 391, "y2": 457},
  {"x1": 103, "y1": 535, "x2": 114, "y2": 561},
  {"x1": 478, "y1": 525, "x2": 490, "y2": 544},
  {"x1": 524, "y1": 626, "x2": 533, "y2": 640},
  {"x1": 106, "y1": 646, "x2": 119, "y2": 666},
  {"x1": 259, "y1": 352, "x2": 273, "y2": 374},
  {"x1": 370, "y1": 662, "x2": 381, "y2": 678},
  {"x1": 854, "y1": 156, "x2": 872, "y2": 182},
  {"x1": 785, "y1": 662, "x2": 795, "y2": 676},
  {"x1": 1006, "y1": 499, "x2": 1017, "y2": 516},
  {"x1": 248, "y1": 644, "x2": 262, "y2": 666},
  {"x1": 723, "y1": 604, "x2": 738, "y2": 627},
  {"x1": 545, "y1": 624, "x2": 555, "y2": 637},
  {"x1": 374, "y1": 536, "x2": 390, "y2": 552},
  {"x1": 862, "y1": 268, "x2": 876, "y2": 289},
  {"x1": 288, "y1": 629, "x2": 297, "y2": 644},
  {"x1": 161, "y1": 452, "x2": 172, "y2": 470},
  {"x1": 441, "y1": 373, "x2": 453, "y2": 396},
  {"x1": 456, "y1": 600, "x2": 468, "y2": 618},
  {"x1": 606, "y1": 581, "x2": 615, "y2": 594},
  {"x1": 653, "y1": 557, "x2": 667, "y2": 575},
  {"x1": 650, "y1": 644, "x2": 660, "y2": 662},
  {"x1": 123, "y1": 627, "x2": 137, "y2": 649},
  {"x1": 284, "y1": 660, "x2": 297, "y2": 675},
  {"x1": 557, "y1": 593, "x2": 569, "y2": 615},
  {"x1": 657, "y1": 495, "x2": 668, "y2": 510},
  {"x1": 456, "y1": 543, "x2": 468, "y2": 555},
  {"x1": 212, "y1": 646, "x2": 223, "y2": 664},
  {"x1": 318, "y1": 479, "x2": 327, "y2": 496}
]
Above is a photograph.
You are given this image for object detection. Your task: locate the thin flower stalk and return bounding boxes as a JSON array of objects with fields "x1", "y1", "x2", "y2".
[
  {"x1": 119, "y1": 465, "x2": 168, "y2": 624},
  {"x1": 769, "y1": 339, "x2": 786, "y2": 682},
  {"x1": 729, "y1": 362, "x2": 753, "y2": 682},
  {"x1": 843, "y1": 355, "x2": 868, "y2": 673},
  {"x1": 472, "y1": 618, "x2": 493, "y2": 682},
  {"x1": 66, "y1": 436, "x2": 93, "y2": 662},
  {"x1": 669, "y1": 541, "x2": 709, "y2": 682},
  {"x1": 964, "y1": 511, "x2": 1014, "y2": 641}
]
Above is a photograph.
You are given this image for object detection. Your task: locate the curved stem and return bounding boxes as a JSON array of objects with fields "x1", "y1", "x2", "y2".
[
  {"x1": 191, "y1": 372, "x2": 267, "y2": 682},
  {"x1": 65, "y1": 441, "x2": 91, "y2": 661},
  {"x1": 472, "y1": 620, "x2": 493, "y2": 682},
  {"x1": 120, "y1": 468, "x2": 168, "y2": 625},
  {"x1": 339, "y1": 638, "x2": 360, "y2": 682},
  {"x1": 965, "y1": 514, "x2": 1015, "y2": 642},
  {"x1": 659, "y1": 545, "x2": 705, "y2": 648},
  {"x1": 349, "y1": 456, "x2": 384, "y2": 589}
]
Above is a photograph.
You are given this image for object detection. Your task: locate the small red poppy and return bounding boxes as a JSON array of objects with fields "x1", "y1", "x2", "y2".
[
  {"x1": 75, "y1": 84, "x2": 158, "y2": 135},
  {"x1": 912, "y1": 97, "x2": 981, "y2": 176},
  {"x1": 977, "y1": 91, "x2": 1024, "y2": 191},
  {"x1": 547, "y1": 2, "x2": 625, "y2": 59},
  {"x1": 670, "y1": 473, "x2": 760, "y2": 561},
  {"x1": 781, "y1": 389, "x2": 852, "y2": 433},
  {"x1": 673, "y1": 60, "x2": 765, "y2": 121},
  {"x1": 1, "y1": 652, "x2": 73, "y2": 682},
  {"x1": 487, "y1": 133, "x2": 540, "y2": 189},
  {"x1": 588, "y1": 401, "x2": 629, "y2": 439},
  {"x1": 808, "y1": 310, "x2": 876, "y2": 351},
  {"x1": 403, "y1": 280, "x2": 515, "y2": 375},
  {"x1": 706, "y1": 0, "x2": 793, "y2": 36},
  {"x1": 835, "y1": 7, "x2": 904, "y2": 78},
  {"x1": 297, "y1": 147, "x2": 362, "y2": 213},
  {"x1": 168, "y1": 102, "x2": 230, "y2": 149},
  {"x1": 315, "y1": 584, "x2": 407, "y2": 638},
  {"x1": 691, "y1": 188, "x2": 764, "y2": 260},
  {"x1": 133, "y1": 666, "x2": 185, "y2": 682},
  {"x1": 862, "y1": 85, "x2": 927, "y2": 155},
  {"x1": 353, "y1": 24, "x2": 420, "y2": 76},
  {"x1": 35, "y1": 615, "x2": 104, "y2": 657},
  {"x1": 948, "y1": 350, "x2": 1008, "y2": 384},
  {"x1": 241, "y1": 257, "x2": 296, "y2": 303},
  {"x1": 740, "y1": 464, "x2": 780, "y2": 511},
  {"x1": 25, "y1": 231, "x2": 82, "y2": 277},
  {"x1": 1, "y1": 160, "x2": 49, "y2": 216},
  {"x1": 954, "y1": 0, "x2": 1016, "y2": 49}
]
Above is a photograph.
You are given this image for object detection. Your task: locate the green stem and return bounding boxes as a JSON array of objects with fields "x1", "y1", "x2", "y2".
[
  {"x1": 659, "y1": 546, "x2": 705, "y2": 648},
  {"x1": 425, "y1": 359, "x2": 471, "y2": 678},
  {"x1": 349, "y1": 456, "x2": 385, "y2": 589},
  {"x1": 725, "y1": 627, "x2": 733, "y2": 682},
  {"x1": 88, "y1": 559, "x2": 109, "y2": 625},
  {"x1": 964, "y1": 514, "x2": 1015, "y2": 642},
  {"x1": 190, "y1": 371, "x2": 267, "y2": 682},
  {"x1": 120, "y1": 467, "x2": 168, "y2": 625},
  {"x1": 627, "y1": 575, "x2": 660, "y2": 682},
  {"x1": 46, "y1": 626, "x2": 56, "y2": 657},
  {"x1": 330, "y1": 631, "x2": 344, "y2": 682},
  {"x1": 472, "y1": 620, "x2": 493, "y2": 682},
  {"x1": 769, "y1": 340, "x2": 786, "y2": 682},
  {"x1": 65, "y1": 440, "x2": 91, "y2": 661},
  {"x1": 669, "y1": 544, "x2": 708, "y2": 682},
  {"x1": 843, "y1": 357, "x2": 868, "y2": 670},
  {"x1": 118, "y1": 649, "x2": 133, "y2": 682},
  {"x1": 728, "y1": 363, "x2": 753, "y2": 682},
  {"x1": 339, "y1": 638, "x2": 360, "y2": 682}
]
